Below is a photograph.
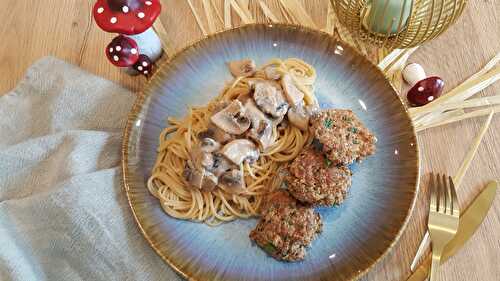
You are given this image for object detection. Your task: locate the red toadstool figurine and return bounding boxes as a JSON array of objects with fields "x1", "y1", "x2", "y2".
[
  {"x1": 93, "y1": 0, "x2": 163, "y2": 70},
  {"x1": 403, "y1": 63, "x2": 445, "y2": 107},
  {"x1": 133, "y1": 54, "x2": 153, "y2": 77},
  {"x1": 106, "y1": 35, "x2": 139, "y2": 67}
]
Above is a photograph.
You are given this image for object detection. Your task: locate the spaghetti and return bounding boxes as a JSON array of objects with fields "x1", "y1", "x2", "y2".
[{"x1": 147, "y1": 58, "x2": 318, "y2": 225}]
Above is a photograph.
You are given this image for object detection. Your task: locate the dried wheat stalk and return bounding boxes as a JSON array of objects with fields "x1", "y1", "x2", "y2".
[{"x1": 186, "y1": 0, "x2": 208, "y2": 36}]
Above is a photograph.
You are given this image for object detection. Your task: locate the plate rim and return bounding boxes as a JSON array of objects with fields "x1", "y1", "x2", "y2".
[{"x1": 121, "y1": 23, "x2": 421, "y2": 281}]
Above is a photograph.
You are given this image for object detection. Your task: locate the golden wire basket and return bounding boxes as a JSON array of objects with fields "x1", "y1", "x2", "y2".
[{"x1": 331, "y1": 0, "x2": 468, "y2": 50}]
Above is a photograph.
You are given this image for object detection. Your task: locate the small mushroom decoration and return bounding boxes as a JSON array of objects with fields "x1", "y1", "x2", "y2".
[
  {"x1": 93, "y1": 0, "x2": 163, "y2": 76},
  {"x1": 133, "y1": 54, "x2": 153, "y2": 76},
  {"x1": 403, "y1": 63, "x2": 445, "y2": 106},
  {"x1": 106, "y1": 35, "x2": 139, "y2": 67}
]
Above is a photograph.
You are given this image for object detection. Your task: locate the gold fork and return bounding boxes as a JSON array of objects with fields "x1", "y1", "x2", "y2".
[{"x1": 428, "y1": 173, "x2": 460, "y2": 281}]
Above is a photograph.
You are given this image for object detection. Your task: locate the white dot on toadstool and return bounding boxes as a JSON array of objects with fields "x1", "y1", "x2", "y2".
[
  {"x1": 144, "y1": 71, "x2": 149, "y2": 74},
  {"x1": 109, "y1": 48, "x2": 114, "y2": 53},
  {"x1": 113, "y1": 55, "x2": 119, "y2": 61},
  {"x1": 97, "y1": 7, "x2": 104, "y2": 14},
  {"x1": 334, "y1": 45, "x2": 344, "y2": 55},
  {"x1": 138, "y1": 66, "x2": 143, "y2": 71},
  {"x1": 142, "y1": 61, "x2": 148, "y2": 67},
  {"x1": 418, "y1": 86, "x2": 424, "y2": 92},
  {"x1": 145, "y1": 1, "x2": 152, "y2": 5},
  {"x1": 138, "y1": 12, "x2": 145, "y2": 19},
  {"x1": 427, "y1": 96, "x2": 434, "y2": 101},
  {"x1": 131, "y1": 48, "x2": 137, "y2": 54},
  {"x1": 110, "y1": 17, "x2": 117, "y2": 24},
  {"x1": 122, "y1": 6, "x2": 129, "y2": 13},
  {"x1": 116, "y1": 46, "x2": 122, "y2": 51}
]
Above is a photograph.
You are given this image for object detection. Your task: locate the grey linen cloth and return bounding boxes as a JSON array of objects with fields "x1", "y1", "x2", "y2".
[{"x1": 0, "y1": 57, "x2": 182, "y2": 281}]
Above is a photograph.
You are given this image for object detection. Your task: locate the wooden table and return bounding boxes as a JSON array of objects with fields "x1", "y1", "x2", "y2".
[{"x1": 1, "y1": 1, "x2": 499, "y2": 280}]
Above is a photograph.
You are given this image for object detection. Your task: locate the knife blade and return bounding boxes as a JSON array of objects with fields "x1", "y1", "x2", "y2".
[{"x1": 407, "y1": 181, "x2": 498, "y2": 281}]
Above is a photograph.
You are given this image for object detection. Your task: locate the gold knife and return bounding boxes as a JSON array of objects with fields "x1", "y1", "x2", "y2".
[{"x1": 407, "y1": 181, "x2": 498, "y2": 281}]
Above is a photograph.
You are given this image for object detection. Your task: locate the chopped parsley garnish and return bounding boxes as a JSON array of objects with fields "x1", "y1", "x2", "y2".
[
  {"x1": 263, "y1": 243, "x2": 277, "y2": 253},
  {"x1": 323, "y1": 118, "x2": 334, "y2": 128},
  {"x1": 324, "y1": 157, "x2": 332, "y2": 167},
  {"x1": 349, "y1": 127, "x2": 359, "y2": 133},
  {"x1": 352, "y1": 139, "x2": 360, "y2": 144}
]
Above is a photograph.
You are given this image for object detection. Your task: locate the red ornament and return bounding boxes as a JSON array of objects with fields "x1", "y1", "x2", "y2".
[
  {"x1": 133, "y1": 54, "x2": 153, "y2": 76},
  {"x1": 92, "y1": 0, "x2": 161, "y2": 35},
  {"x1": 407, "y1": 76, "x2": 445, "y2": 107},
  {"x1": 105, "y1": 35, "x2": 139, "y2": 67}
]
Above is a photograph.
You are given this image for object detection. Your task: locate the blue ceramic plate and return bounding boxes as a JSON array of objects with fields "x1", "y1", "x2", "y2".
[{"x1": 122, "y1": 24, "x2": 420, "y2": 281}]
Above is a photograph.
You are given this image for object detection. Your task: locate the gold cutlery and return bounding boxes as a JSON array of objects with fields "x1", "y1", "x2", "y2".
[
  {"x1": 427, "y1": 174, "x2": 460, "y2": 281},
  {"x1": 411, "y1": 111, "x2": 494, "y2": 271},
  {"x1": 408, "y1": 181, "x2": 497, "y2": 281}
]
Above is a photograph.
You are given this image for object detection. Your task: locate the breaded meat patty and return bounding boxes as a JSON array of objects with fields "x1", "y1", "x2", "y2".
[
  {"x1": 287, "y1": 148, "x2": 352, "y2": 206},
  {"x1": 310, "y1": 109, "x2": 376, "y2": 165},
  {"x1": 250, "y1": 201, "x2": 322, "y2": 261},
  {"x1": 259, "y1": 189, "x2": 297, "y2": 215}
]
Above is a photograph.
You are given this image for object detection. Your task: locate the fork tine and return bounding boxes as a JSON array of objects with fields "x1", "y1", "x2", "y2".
[
  {"x1": 438, "y1": 174, "x2": 446, "y2": 213},
  {"x1": 444, "y1": 174, "x2": 452, "y2": 215},
  {"x1": 430, "y1": 173, "x2": 437, "y2": 212},
  {"x1": 449, "y1": 176, "x2": 460, "y2": 217}
]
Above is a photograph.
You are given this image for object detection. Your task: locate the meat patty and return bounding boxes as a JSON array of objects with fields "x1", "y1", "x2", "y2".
[
  {"x1": 310, "y1": 109, "x2": 376, "y2": 165},
  {"x1": 250, "y1": 200, "x2": 322, "y2": 262},
  {"x1": 259, "y1": 189, "x2": 297, "y2": 215},
  {"x1": 287, "y1": 148, "x2": 352, "y2": 206}
]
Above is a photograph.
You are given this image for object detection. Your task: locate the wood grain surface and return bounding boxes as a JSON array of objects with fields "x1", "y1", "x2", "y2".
[{"x1": 1, "y1": 1, "x2": 499, "y2": 280}]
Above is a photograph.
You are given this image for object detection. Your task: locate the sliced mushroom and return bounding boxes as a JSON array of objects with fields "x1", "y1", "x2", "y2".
[
  {"x1": 264, "y1": 65, "x2": 282, "y2": 80},
  {"x1": 210, "y1": 100, "x2": 251, "y2": 135},
  {"x1": 210, "y1": 153, "x2": 236, "y2": 177},
  {"x1": 200, "y1": 138, "x2": 220, "y2": 153},
  {"x1": 219, "y1": 169, "x2": 246, "y2": 194},
  {"x1": 278, "y1": 118, "x2": 289, "y2": 129},
  {"x1": 281, "y1": 74, "x2": 304, "y2": 107},
  {"x1": 221, "y1": 139, "x2": 260, "y2": 165},
  {"x1": 252, "y1": 81, "x2": 289, "y2": 119},
  {"x1": 183, "y1": 167, "x2": 218, "y2": 192},
  {"x1": 199, "y1": 123, "x2": 234, "y2": 145},
  {"x1": 270, "y1": 114, "x2": 286, "y2": 126},
  {"x1": 244, "y1": 99, "x2": 275, "y2": 150},
  {"x1": 287, "y1": 103, "x2": 310, "y2": 131},
  {"x1": 190, "y1": 146, "x2": 214, "y2": 169},
  {"x1": 211, "y1": 125, "x2": 234, "y2": 144},
  {"x1": 228, "y1": 59, "x2": 256, "y2": 77}
]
